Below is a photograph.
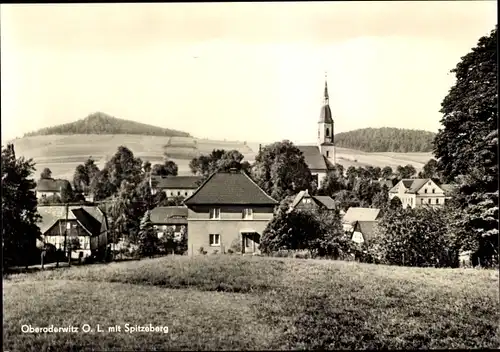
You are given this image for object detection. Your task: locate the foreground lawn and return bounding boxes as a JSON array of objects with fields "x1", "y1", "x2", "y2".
[{"x1": 4, "y1": 256, "x2": 500, "y2": 350}]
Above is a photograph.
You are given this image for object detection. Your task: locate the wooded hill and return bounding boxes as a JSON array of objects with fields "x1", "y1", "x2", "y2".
[
  {"x1": 334, "y1": 127, "x2": 436, "y2": 153},
  {"x1": 24, "y1": 112, "x2": 191, "y2": 138}
]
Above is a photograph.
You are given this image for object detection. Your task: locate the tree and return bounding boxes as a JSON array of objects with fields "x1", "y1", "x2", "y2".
[
  {"x1": 40, "y1": 168, "x2": 52, "y2": 179},
  {"x1": 395, "y1": 164, "x2": 416, "y2": 179},
  {"x1": 75, "y1": 157, "x2": 100, "y2": 194},
  {"x1": 389, "y1": 196, "x2": 403, "y2": 210},
  {"x1": 381, "y1": 166, "x2": 393, "y2": 179},
  {"x1": 314, "y1": 209, "x2": 354, "y2": 259},
  {"x1": 418, "y1": 159, "x2": 440, "y2": 179},
  {"x1": 143, "y1": 160, "x2": 152, "y2": 174},
  {"x1": 152, "y1": 160, "x2": 178, "y2": 176},
  {"x1": 60, "y1": 182, "x2": 75, "y2": 203},
  {"x1": 252, "y1": 141, "x2": 313, "y2": 201},
  {"x1": 372, "y1": 186, "x2": 389, "y2": 209},
  {"x1": 372, "y1": 207, "x2": 458, "y2": 267},
  {"x1": 2, "y1": 144, "x2": 41, "y2": 270},
  {"x1": 334, "y1": 190, "x2": 361, "y2": 212},
  {"x1": 433, "y1": 26, "x2": 498, "y2": 267},
  {"x1": 138, "y1": 210, "x2": 159, "y2": 257},
  {"x1": 90, "y1": 146, "x2": 143, "y2": 200},
  {"x1": 317, "y1": 171, "x2": 346, "y2": 196},
  {"x1": 189, "y1": 149, "x2": 251, "y2": 181}
]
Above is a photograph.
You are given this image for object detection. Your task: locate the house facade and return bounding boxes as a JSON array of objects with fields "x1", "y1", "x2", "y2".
[
  {"x1": 149, "y1": 175, "x2": 202, "y2": 199},
  {"x1": 296, "y1": 77, "x2": 336, "y2": 189},
  {"x1": 35, "y1": 178, "x2": 71, "y2": 200},
  {"x1": 150, "y1": 206, "x2": 188, "y2": 241},
  {"x1": 37, "y1": 205, "x2": 108, "y2": 260},
  {"x1": 184, "y1": 169, "x2": 278, "y2": 255},
  {"x1": 388, "y1": 178, "x2": 453, "y2": 209},
  {"x1": 289, "y1": 189, "x2": 336, "y2": 213}
]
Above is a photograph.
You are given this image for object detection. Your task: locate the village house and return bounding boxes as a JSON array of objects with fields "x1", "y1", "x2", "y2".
[
  {"x1": 35, "y1": 178, "x2": 71, "y2": 200},
  {"x1": 150, "y1": 206, "x2": 188, "y2": 241},
  {"x1": 149, "y1": 175, "x2": 203, "y2": 199},
  {"x1": 342, "y1": 207, "x2": 382, "y2": 239},
  {"x1": 37, "y1": 205, "x2": 109, "y2": 261},
  {"x1": 296, "y1": 77, "x2": 336, "y2": 189},
  {"x1": 183, "y1": 168, "x2": 278, "y2": 255},
  {"x1": 388, "y1": 178, "x2": 454, "y2": 209},
  {"x1": 288, "y1": 189, "x2": 336, "y2": 213}
]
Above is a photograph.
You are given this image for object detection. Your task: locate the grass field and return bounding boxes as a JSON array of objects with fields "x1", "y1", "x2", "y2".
[
  {"x1": 4, "y1": 256, "x2": 499, "y2": 351},
  {"x1": 9, "y1": 134, "x2": 433, "y2": 180}
]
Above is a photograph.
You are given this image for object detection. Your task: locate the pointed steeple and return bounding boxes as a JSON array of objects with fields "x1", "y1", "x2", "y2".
[{"x1": 323, "y1": 72, "x2": 329, "y2": 105}]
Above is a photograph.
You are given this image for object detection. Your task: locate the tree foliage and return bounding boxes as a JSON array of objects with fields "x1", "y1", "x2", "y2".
[
  {"x1": 24, "y1": 112, "x2": 190, "y2": 138},
  {"x1": 189, "y1": 149, "x2": 251, "y2": 182},
  {"x1": 252, "y1": 141, "x2": 313, "y2": 201},
  {"x1": 395, "y1": 164, "x2": 417, "y2": 179},
  {"x1": 371, "y1": 207, "x2": 458, "y2": 267},
  {"x1": 152, "y1": 160, "x2": 178, "y2": 176},
  {"x1": 40, "y1": 168, "x2": 52, "y2": 179},
  {"x1": 418, "y1": 159, "x2": 440, "y2": 179},
  {"x1": 334, "y1": 127, "x2": 436, "y2": 152},
  {"x1": 433, "y1": 26, "x2": 498, "y2": 267},
  {"x1": 73, "y1": 157, "x2": 100, "y2": 193},
  {"x1": 138, "y1": 210, "x2": 159, "y2": 257},
  {"x1": 2, "y1": 144, "x2": 41, "y2": 270}
]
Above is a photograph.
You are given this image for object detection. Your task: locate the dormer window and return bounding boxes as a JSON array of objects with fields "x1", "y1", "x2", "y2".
[{"x1": 209, "y1": 208, "x2": 220, "y2": 220}]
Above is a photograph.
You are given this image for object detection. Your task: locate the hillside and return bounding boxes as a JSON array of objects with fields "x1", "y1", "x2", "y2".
[
  {"x1": 10, "y1": 134, "x2": 432, "y2": 181},
  {"x1": 334, "y1": 127, "x2": 436, "y2": 153},
  {"x1": 24, "y1": 112, "x2": 190, "y2": 138}
]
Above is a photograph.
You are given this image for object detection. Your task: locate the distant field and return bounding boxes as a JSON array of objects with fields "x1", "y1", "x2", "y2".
[
  {"x1": 4, "y1": 256, "x2": 499, "y2": 350},
  {"x1": 9, "y1": 134, "x2": 432, "y2": 180}
]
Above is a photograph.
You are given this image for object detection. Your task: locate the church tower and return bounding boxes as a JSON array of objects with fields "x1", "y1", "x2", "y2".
[{"x1": 318, "y1": 74, "x2": 336, "y2": 163}]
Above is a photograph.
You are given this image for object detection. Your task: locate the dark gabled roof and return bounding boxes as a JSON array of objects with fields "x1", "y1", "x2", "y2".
[
  {"x1": 353, "y1": 220, "x2": 378, "y2": 242},
  {"x1": 440, "y1": 184, "x2": 456, "y2": 196},
  {"x1": 72, "y1": 208, "x2": 102, "y2": 236},
  {"x1": 296, "y1": 145, "x2": 329, "y2": 171},
  {"x1": 150, "y1": 175, "x2": 202, "y2": 189},
  {"x1": 37, "y1": 205, "x2": 105, "y2": 235},
  {"x1": 150, "y1": 206, "x2": 188, "y2": 225},
  {"x1": 36, "y1": 178, "x2": 71, "y2": 192},
  {"x1": 184, "y1": 170, "x2": 278, "y2": 206},
  {"x1": 313, "y1": 195, "x2": 336, "y2": 210}
]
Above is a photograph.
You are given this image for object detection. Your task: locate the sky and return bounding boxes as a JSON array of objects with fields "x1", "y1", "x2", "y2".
[{"x1": 1, "y1": 2, "x2": 497, "y2": 144}]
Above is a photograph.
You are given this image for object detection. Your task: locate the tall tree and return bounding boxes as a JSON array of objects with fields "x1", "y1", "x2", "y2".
[
  {"x1": 2, "y1": 144, "x2": 41, "y2": 270},
  {"x1": 152, "y1": 160, "x2": 178, "y2": 176},
  {"x1": 138, "y1": 210, "x2": 158, "y2": 257},
  {"x1": 252, "y1": 141, "x2": 313, "y2": 201},
  {"x1": 418, "y1": 159, "x2": 440, "y2": 179},
  {"x1": 433, "y1": 26, "x2": 498, "y2": 266},
  {"x1": 40, "y1": 168, "x2": 52, "y2": 179},
  {"x1": 60, "y1": 182, "x2": 75, "y2": 203}
]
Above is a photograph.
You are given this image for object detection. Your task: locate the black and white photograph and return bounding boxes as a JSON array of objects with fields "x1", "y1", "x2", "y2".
[{"x1": 1, "y1": 1, "x2": 498, "y2": 350}]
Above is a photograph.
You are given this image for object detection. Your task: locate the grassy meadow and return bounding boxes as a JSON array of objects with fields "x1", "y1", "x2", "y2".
[
  {"x1": 10, "y1": 134, "x2": 432, "y2": 180},
  {"x1": 4, "y1": 256, "x2": 499, "y2": 351}
]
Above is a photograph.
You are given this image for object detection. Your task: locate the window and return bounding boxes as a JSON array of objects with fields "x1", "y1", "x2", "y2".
[
  {"x1": 177, "y1": 191, "x2": 181, "y2": 196},
  {"x1": 436, "y1": 198, "x2": 439, "y2": 204},
  {"x1": 245, "y1": 236, "x2": 251, "y2": 248},
  {"x1": 242, "y1": 208, "x2": 253, "y2": 220},
  {"x1": 432, "y1": 189, "x2": 435, "y2": 194},
  {"x1": 170, "y1": 191, "x2": 174, "y2": 196},
  {"x1": 428, "y1": 182, "x2": 431, "y2": 185},
  {"x1": 326, "y1": 151, "x2": 330, "y2": 157},
  {"x1": 209, "y1": 234, "x2": 220, "y2": 246},
  {"x1": 185, "y1": 192, "x2": 188, "y2": 196},
  {"x1": 421, "y1": 199, "x2": 424, "y2": 204},
  {"x1": 209, "y1": 208, "x2": 220, "y2": 219},
  {"x1": 302, "y1": 198, "x2": 311, "y2": 204},
  {"x1": 424, "y1": 189, "x2": 427, "y2": 193},
  {"x1": 326, "y1": 127, "x2": 330, "y2": 136},
  {"x1": 66, "y1": 222, "x2": 71, "y2": 230},
  {"x1": 428, "y1": 198, "x2": 431, "y2": 204}
]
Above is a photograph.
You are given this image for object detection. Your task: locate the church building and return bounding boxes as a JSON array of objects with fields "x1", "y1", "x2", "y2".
[{"x1": 296, "y1": 77, "x2": 336, "y2": 189}]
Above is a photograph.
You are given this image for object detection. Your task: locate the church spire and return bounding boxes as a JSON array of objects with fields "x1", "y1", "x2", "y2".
[{"x1": 323, "y1": 72, "x2": 329, "y2": 105}]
